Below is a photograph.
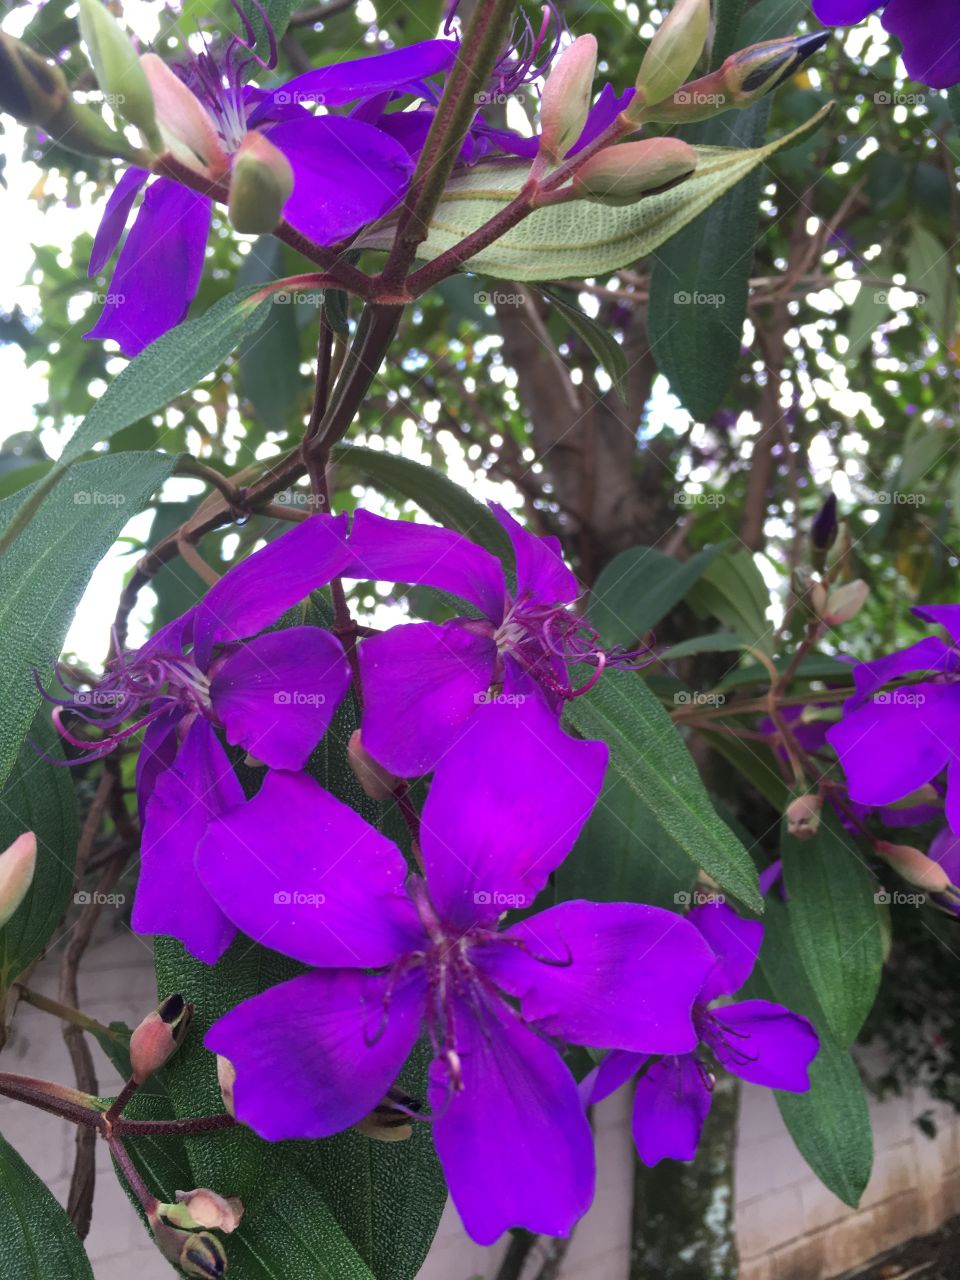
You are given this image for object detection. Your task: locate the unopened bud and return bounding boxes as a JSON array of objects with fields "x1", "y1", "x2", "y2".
[
  {"x1": 573, "y1": 137, "x2": 697, "y2": 204},
  {"x1": 228, "y1": 130, "x2": 294, "y2": 234},
  {"x1": 630, "y1": 0, "x2": 710, "y2": 117},
  {"x1": 0, "y1": 832, "x2": 36, "y2": 929},
  {"x1": 160, "y1": 1189, "x2": 243, "y2": 1234},
  {"x1": 827, "y1": 521, "x2": 852, "y2": 577},
  {"x1": 632, "y1": 31, "x2": 829, "y2": 125},
  {"x1": 0, "y1": 32, "x2": 130, "y2": 158},
  {"x1": 140, "y1": 53, "x2": 228, "y2": 176},
  {"x1": 76, "y1": 0, "x2": 161, "y2": 149},
  {"x1": 786, "y1": 794, "x2": 822, "y2": 841},
  {"x1": 180, "y1": 1232, "x2": 228, "y2": 1279},
  {"x1": 539, "y1": 34, "x2": 598, "y2": 162},
  {"x1": 875, "y1": 841, "x2": 952, "y2": 894},
  {"x1": 216, "y1": 1055, "x2": 236, "y2": 1118},
  {"x1": 355, "y1": 1087, "x2": 421, "y2": 1143},
  {"x1": 129, "y1": 993, "x2": 193, "y2": 1083},
  {"x1": 348, "y1": 730, "x2": 401, "y2": 802},
  {"x1": 886, "y1": 784, "x2": 940, "y2": 810},
  {"x1": 811, "y1": 493, "x2": 838, "y2": 560},
  {"x1": 808, "y1": 580, "x2": 828, "y2": 616},
  {"x1": 823, "y1": 579, "x2": 869, "y2": 626}
]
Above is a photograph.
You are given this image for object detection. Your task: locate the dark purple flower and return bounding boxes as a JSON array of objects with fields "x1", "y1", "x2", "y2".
[
  {"x1": 812, "y1": 0, "x2": 960, "y2": 89},
  {"x1": 197, "y1": 699, "x2": 715, "y2": 1243},
  {"x1": 347, "y1": 504, "x2": 641, "y2": 777},
  {"x1": 826, "y1": 605, "x2": 960, "y2": 834},
  {"x1": 583, "y1": 900, "x2": 819, "y2": 1164},
  {"x1": 87, "y1": 15, "x2": 457, "y2": 354},
  {"x1": 48, "y1": 514, "x2": 353, "y2": 961}
]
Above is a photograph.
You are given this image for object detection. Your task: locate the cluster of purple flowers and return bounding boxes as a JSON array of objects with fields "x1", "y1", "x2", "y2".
[{"x1": 51, "y1": 508, "x2": 819, "y2": 1242}]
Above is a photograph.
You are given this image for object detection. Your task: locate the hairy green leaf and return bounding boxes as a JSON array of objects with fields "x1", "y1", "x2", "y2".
[
  {"x1": 0, "y1": 1134, "x2": 94, "y2": 1277},
  {"x1": 589, "y1": 543, "x2": 725, "y2": 646}
]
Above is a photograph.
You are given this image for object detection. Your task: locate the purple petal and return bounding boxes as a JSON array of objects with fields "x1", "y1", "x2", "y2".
[
  {"x1": 134, "y1": 706, "x2": 183, "y2": 817},
  {"x1": 476, "y1": 901, "x2": 713, "y2": 1053},
  {"x1": 255, "y1": 40, "x2": 458, "y2": 115},
  {"x1": 89, "y1": 167, "x2": 149, "y2": 276},
  {"x1": 266, "y1": 116, "x2": 414, "y2": 245},
  {"x1": 848, "y1": 636, "x2": 956, "y2": 707},
  {"x1": 85, "y1": 178, "x2": 210, "y2": 357},
  {"x1": 811, "y1": 0, "x2": 878, "y2": 21},
  {"x1": 196, "y1": 770, "x2": 420, "y2": 968},
  {"x1": 913, "y1": 604, "x2": 960, "y2": 644},
  {"x1": 827, "y1": 684, "x2": 960, "y2": 808},
  {"x1": 631, "y1": 1055, "x2": 712, "y2": 1166},
  {"x1": 209, "y1": 626, "x2": 350, "y2": 769},
  {"x1": 883, "y1": 0, "x2": 960, "y2": 88},
  {"x1": 581, "y1": 1048, "x2": 646, "y2": 1106},
  {"x1": 420, "y1": 699, "x2": 608, "y2": 929},
  {"x1": 430, "y1": 990, "x2": 594, "y2": 1244},
  {"x1": 192, "y1": 513, "x2": 351, "y2": 668},
  {"x1": 686, "y1": 900, "x2": 763, "y2": 1002},
  {"x1": 347, "y1": 509, "x2": 506, "y2": 619},
  {"x1": 569, "y1": 84, "x2": 636, "y2": 154},
  {"x1": 357, "y1": 621, "x2": 495, "y2": 777},
  {"x1": 205, "y1": 967, "x2": 426, "y2": 1140},
  {"x1": 490, "y1": 503, "x2": 578, "y2": 604},
  {"x1": 132, "y1": 719, "x2": 242, "y2": 963},
  {"x1": 709, "y1": 999, "x2": 819, "y2": 1091}
]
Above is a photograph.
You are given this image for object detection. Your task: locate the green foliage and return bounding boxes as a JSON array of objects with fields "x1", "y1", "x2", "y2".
[
  {"x1": 589, "y1": 543, "x2": 725, "y2": 646},
  {"x1": 0, "y1": 1134, "x2": 94, "y2": 1277}
]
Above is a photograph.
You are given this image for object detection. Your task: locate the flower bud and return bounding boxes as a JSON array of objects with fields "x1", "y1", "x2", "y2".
[
  {"x1": 161, "y1": 1189, "x2": 243, "y2": 1233},
  {"x1": 810, "y1": 493, "x2": 838, "y2": 559},
  {"x1": 786, "y1": 794, "x2": 822, "y2": 841},
  {"x1": 572, "y1": 137, "x2": 697, "y2": 205},
  {"x1": 179, "y1": 1232, "x2": 228, "y2": 1279},
  {"x1": 0, "y1": 32, "x2": 130, "y2": 158},
  {"x1": 355, "y1": 1088, "x2": 420, "y2": 1143},
  {"x1": 539, "y1": 34, "x2": 598, "y2": 162},
  {"x1": 823, "y1": 579, "x2": 869, "y2": 626},
  {"x1": 875, "y1": 841, "x2": 952, "y2": 894},
  {"x1": 228, "y1": 130, "x2": 294, "y2": 234},
  {"x1": 348, "y1": 730, "x2": 401, "y2": 802},
  {"x1": 129, "y1": 993, "x2": 193, "y2": 1083},
  {"x1": 76, "y1": 0, "x2": 161, "y2": 150},
  {"x1": 632, "y1": 31, "x2": 829, "y2": 125},
  {"x1": 0, "y1": 832, "x2": 36, "y2": 929},
  {"x1": 216, "y1": 1055, "x2": 237, "y2": 1118},
  {"x1": 630, "y1": 0, "x2": 710, "y2": 116},
  {"x1": 140, "y1": 53, "x2": 228, "y2": 177}
]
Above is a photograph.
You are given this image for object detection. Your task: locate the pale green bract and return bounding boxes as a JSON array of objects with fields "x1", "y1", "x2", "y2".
[{"x1": 359, "y1": 105, "x2": 832, "y2": 279}]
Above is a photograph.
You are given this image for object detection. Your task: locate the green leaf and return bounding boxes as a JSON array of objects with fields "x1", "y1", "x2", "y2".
[
  {"x1": 564, "y1": 669, "x2": 762, "y2": 911},
  {"x1": 375, "y1": 0, "x2": 443, "y2": 41},
  {"x1": 687, "y1": 548, "x2": 773, "y2": 655},
  {"x1": 61, "y1": 288, "x2": 275, "y2": 463},
  {"x1": 0, "y1": 1133, "x2": 94, "y2": 1277},
  {"x1": 358, "y1": 106, "x2": 832, "y2": 281},
  {"x1": 660, "y1": 631, "x2": 744, "y2": 660},
  {"x1": 710, "y1": 0, "x2": 746, "y2": 66},
  {"x1": 589, "y1": 543, "x2": 725, "y2": 647},
  {"x1": 331, "y1": 444, "x2": 513, "y2": 564},
  {"x1": 237, "y1": 240, "x2": 304, "y2": 432},
  {"x1": 539, "y1": 285, "x2": 628, "y2": 401},
  {"x1": 0, "y1": 450, "x2": 178, "y2": 789},
  {"x1": 950, "y1": 86, "x2": 960, "y2": 130},
  {"x1": 748, "y1": 900, "x2": 873, "y2": 1207},
  {"x1": 240, "y1": 0, "x2": 300, "y2": 57},
  {"x1": 845, "y1": 279, "x2": 890, "y2": 360},
  {"x1": 906, "y1": 224, "x2": 957, "y2": 343},
  {"x1": 0, "y1": 715, "x2": 79, "y2": 993},
  {"x1": 781, "y1": 811, "x2": 884, "y2": 1045}
]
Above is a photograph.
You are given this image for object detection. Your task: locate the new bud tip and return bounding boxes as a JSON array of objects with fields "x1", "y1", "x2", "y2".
[
  {"x1": 129, "y1": 993, "x2": 193, "y2": 1083},
  {"x1": 0, "y1": 832, "x2": 37, "y2": 930}
]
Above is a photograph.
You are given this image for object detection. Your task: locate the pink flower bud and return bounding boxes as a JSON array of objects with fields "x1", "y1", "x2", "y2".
[
  {"x1": 786, "y1": 794, "x2": 822, "y2": 841},
  {"x1": 875, "y1": 841, "x2": 952, "y2": 894},
  {"x1": 172, "y1": 1189, "x2": 244, "y2": 1233},
  {"x1": 823, "y1": 579, "x2": 869, "y2": 626},
  {"x1": 539, "y1": 34, "x2": 598, "y2": 162},
  {"x1": 216, "y1": 1054, "x2": 236, "y2": 1118},
  {"x1": 129, "y1": 993, "x2": 193, "y2": 1083},
  {"x1": 228, "y1": 129, "x2": 294, "y2": 234},
  {"x1": 348, "y1": 730, "x2": 401, "y2": 802},
  {"x1": 0, "y1": 832, "x2": 36, "y2": 929},
  {"x1": 140, "y1": 53, "x2": 229, "y2": 176},
  {"x1": 573, "y1": 137, "x2": 697, "y2": 205}
]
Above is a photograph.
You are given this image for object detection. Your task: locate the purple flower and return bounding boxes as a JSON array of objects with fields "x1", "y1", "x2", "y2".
[
  {"x1": 826, "y1": 605, "x2": 960, "y2": 834},
  {"x1": 48, "y1": 514, "x2": 353, "y2": 961},
  {"x1": 197, "y1": 699, "x2": 715, "y2": 1243},
  {"x1": 812, "y1": 0, "x2": 960, "y2": 89},
  {"x1": 87, "y1": 12, "x2": 458, "y2": 354},
  {"x1": 347, "y1": 504, "x2": 640, "y2": 777},
  {"x1": 583, "y1": 901, "x2": 819, "y2": 1165}
]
